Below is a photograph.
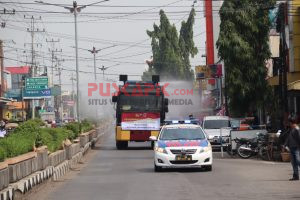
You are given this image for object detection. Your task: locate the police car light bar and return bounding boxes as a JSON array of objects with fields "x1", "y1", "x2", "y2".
[{"x1": 164, "y1": 120, "x2": 197, "y2": 125}]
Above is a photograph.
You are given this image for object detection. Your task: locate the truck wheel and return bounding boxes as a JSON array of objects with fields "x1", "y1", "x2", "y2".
[
  {"x1": 116, "y1": 141, "x2": 128, "y2": 150},
  {"x1": 151, "y1": 141, "x2": 155, "y2": 149},
  {"x1": 123, "y1": 141, "x2": 128, "y2": 149}
]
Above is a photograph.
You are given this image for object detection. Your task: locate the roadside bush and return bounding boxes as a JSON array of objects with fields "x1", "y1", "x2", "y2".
[
  {"x1": 0, "y1": 146, "x2": 7, "y2": 162},
  {"x1": 0, "y1": 134, "x2": 34, "y2": 158},
  {"x1": 0, "y1": 119, "x2": 95, "y2": 161},
  {"x1": 81, "y1": 120, "x2": 93, "y2": 133},
  {"x1": 38, "y1": 128, "x2": 71, "y2": 152},
  {"x1": 0, "y1": 119, "x2": 42, "y2": 160},
  {"x1": 64, "y1": 122, "x2": 80, "y2": 137}
]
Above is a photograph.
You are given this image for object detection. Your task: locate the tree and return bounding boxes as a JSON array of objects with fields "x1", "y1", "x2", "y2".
[
  {"x1": 143, "y1": 9, "x2": 198, "y2": 81},
  {"x1": 216, "y1": 0, "x2": 275, "y2": 117},
  {"x1": 179, "y1": 8, "x2": 198, "y2": 79}
]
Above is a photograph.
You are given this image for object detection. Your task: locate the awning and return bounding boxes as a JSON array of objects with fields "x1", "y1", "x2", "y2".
[
  {"x1": 288, "y1": 80, "x2": 300, "y2": 90},
  {"x1": 267, "y1": 72, "x2": 300, "y2": 86},
  {"x1": 0, "y1": 97, "x2": 16, "y2": 103}
]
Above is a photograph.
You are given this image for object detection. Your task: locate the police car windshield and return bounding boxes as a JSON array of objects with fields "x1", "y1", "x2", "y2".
[{"x1": 160, "y1": 127, "x2": 205, "y2": 140}]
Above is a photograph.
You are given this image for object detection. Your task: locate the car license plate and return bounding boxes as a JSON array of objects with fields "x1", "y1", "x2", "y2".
[{"x1": 175, "y1": 155, "x2": 192, "y2": 161}]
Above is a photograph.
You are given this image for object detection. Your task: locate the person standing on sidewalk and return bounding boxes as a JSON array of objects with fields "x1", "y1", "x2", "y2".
[{"x1": 285, "y1": 117, "x2": 300, "y2": 181}]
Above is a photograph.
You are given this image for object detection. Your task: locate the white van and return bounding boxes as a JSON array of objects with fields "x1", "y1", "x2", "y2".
[{"x1": 202, "y1": 116, "x2": 231, "y2": 147}]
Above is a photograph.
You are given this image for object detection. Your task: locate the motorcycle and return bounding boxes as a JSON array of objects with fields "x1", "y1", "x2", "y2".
[
  {"x1": 234, "y1": 133, "x2": 269, "y2": 159},
  {"x1": 0, "y1": 121, "x2": 6, "y2": 138}
]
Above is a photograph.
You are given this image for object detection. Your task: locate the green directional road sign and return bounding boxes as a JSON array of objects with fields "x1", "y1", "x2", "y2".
[{"x1": 25, "y1": 77, "x2": 49, "y2": 90}]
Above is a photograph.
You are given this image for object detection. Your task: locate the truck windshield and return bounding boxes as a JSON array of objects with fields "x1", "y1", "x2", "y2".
[
  {"x1": 159, "y1": 127, "x2": 205, "y2": 140},
  {"x1": 119, "y1": 95, "x2": 162, "y2": 111},
  {"x1": 203, "y1": 120, "x2": 230, "y2": 129}
]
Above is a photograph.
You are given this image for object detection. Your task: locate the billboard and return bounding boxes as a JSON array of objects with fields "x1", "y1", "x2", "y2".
[{"x1": 195, "y1": 65, "x2": 209, "y2": 80}]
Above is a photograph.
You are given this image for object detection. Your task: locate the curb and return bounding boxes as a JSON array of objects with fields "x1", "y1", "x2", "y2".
[
  {"x1": 0, "y1": 127, "x2": 107, "y2": 200},
  {"x1": 0, "y1": 187, "x2": 13, "y2": 200},
  {"x1": 0, "y1": 166, "x2": 54, "y2": 200},
  {"x1": 53, "y1": 161, "x2": 70, "y2": 181}
]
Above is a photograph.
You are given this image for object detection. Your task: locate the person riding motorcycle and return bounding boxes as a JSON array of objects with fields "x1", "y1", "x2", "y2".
[{"x1": 0, "y1": 120, "x2": 7, "y2": 138}]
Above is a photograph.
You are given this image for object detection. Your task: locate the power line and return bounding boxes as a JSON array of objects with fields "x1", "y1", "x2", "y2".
[{"x1": 3, "y1": 56, "x2": 143, "y2": 77}]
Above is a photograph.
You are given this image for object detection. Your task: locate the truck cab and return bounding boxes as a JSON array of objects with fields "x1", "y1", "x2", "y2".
[{"x1": 112, "y1": 75, "x2": 168, "y2": 149}]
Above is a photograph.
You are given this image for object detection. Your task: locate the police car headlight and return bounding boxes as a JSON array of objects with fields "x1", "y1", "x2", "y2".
[
  {"x1": 200, "y1": 145, "x2": 212, "y2": 153},
  {"x1": 155, "y1": 147, "x2": 168, "y2": 154}
]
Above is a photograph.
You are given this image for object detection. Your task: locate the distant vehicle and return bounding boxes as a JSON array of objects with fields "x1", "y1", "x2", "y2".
[
  {"x1": 234, "y1": 132, "x2": 269, "y2": 159},
  {"x1": 202, "y1": 116, "x2": 231, "y2": 148},
  {"x1": 0, "y1": 121, "x2": 7, "y2": 138},
  {"x1": 40, "y1": 112, "x2": 55, "y2": 123},
  {"x1": 150, "y1": 122, "x2": 213, "y2": 172},
  {"x1": 5, "y1": 123, "x2": 18, "y2": 134},
  {"x1": 112, "y1": 75, "x2": 169, "y2": 149},
  {"x1": 230, "y1": 118, "x2": 251, "y2": 131}
]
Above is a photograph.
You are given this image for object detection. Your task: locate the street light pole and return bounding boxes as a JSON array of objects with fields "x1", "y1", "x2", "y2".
[
  {"x1": 98, "y1": 64, "x2": 120, "y2": 80},
  {"x1": 34, "y1": 0, "x2": 110, "y2": 123},
  {"x1": 93, "y1": 50, "x2": 96, "y2": 80},
  {"x1": 73, "y1": 3, "x2": 80, "y2": 123},
  {"x1": 86, "y1": 45, "x2": 115, "y2": 81},
  {"x1": 88, "y1": 47, "x2": 100, "y2": 81}
]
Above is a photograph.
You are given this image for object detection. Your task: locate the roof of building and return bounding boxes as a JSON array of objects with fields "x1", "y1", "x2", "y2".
[
  {"x1": 0, "y1": 97, "x2": 15, "y2": 103},
  {"x1": 5, "y1": 66, "x2": 30, "y2": 74}
]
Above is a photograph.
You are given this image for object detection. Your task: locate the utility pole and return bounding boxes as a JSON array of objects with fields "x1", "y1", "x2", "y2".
[
  {"x1": 277, "y1": 3, "x2": 288, "y2": 130},
  {"x1": 46, "y1": 38, "x2": 61, "y2": 85},
  {"x1": 0, "y1": 9, "x2": 15, "y2": 97},
  {"x1": 55, "y1": 57, "x2": 64, "y2": 122},
  {"x1": 0, "y1": 40, "x2": 4, "y2": 98},
  {"x1": 70, "y1": 73, "x2": 76, "y2": 119},
  {"x1": 35, "y1": 0, "x2": 110, "y2": 124},
  {"x1": 0, "y1": 8, "x2": 15, "y2": 28},
  {"x1": 58, "y1": 66, "x2": 63, "y2": 122},
  {"x1": 24, "y1": 15, "x2": 45, "y2": 119}
]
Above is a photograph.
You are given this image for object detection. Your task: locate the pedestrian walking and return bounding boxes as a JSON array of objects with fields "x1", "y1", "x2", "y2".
[{"x1": 285, "y1": 117, "x2": 300, "y2": 181}]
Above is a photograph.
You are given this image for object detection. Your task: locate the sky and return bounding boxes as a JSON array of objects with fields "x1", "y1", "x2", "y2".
[{"x1": 0, "y1": 0, "x2": 207, "y2": 91}]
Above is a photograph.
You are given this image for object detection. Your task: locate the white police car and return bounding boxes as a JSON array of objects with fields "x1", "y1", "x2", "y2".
[{"x1": 150, "y1": 120, "x2": 213, "y2": 172}]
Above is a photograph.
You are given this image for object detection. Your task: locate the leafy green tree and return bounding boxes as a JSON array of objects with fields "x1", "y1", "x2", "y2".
[
  {"x1": 143, "y1": 9, "x2": 197, "y2": 81},
  {"x1": 217, "y1": 0, "x2": 275, "y2": 117},
  {"x1": 179, "y1": 8, "x2": 198, "y2": 79}
]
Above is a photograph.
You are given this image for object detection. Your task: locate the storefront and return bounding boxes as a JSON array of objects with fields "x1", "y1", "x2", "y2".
[
  {"x1": 0, "y1": 97, "x2": 15, "y2": 121},
  {"x1": 287, "y1": 81, "x2": 300, "y2": 120}
]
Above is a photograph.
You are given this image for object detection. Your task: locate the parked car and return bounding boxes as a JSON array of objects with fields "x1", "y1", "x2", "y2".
[
  {"x1": 202, "y1": 116, "x2": 231, "y2": 148},
  {"x1": 230, "y1": 118, "x2": 251, "y2": 131}
]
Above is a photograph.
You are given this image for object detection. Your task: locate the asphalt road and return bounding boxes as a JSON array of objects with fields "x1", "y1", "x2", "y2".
[{"x1": 36, "y1": 132, "x2": 300, "y2": 200}]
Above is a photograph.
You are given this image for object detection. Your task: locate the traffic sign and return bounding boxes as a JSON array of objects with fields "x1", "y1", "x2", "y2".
[
  {"x1": 25, "y1": 77, "x2": 48, "y2": 90},
  {"x1": 23, "y1": 89, "x2": 52, "y2": 99},
  {"x1": 4, "y1": 111, "x2": 12, "y2": 120}
]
